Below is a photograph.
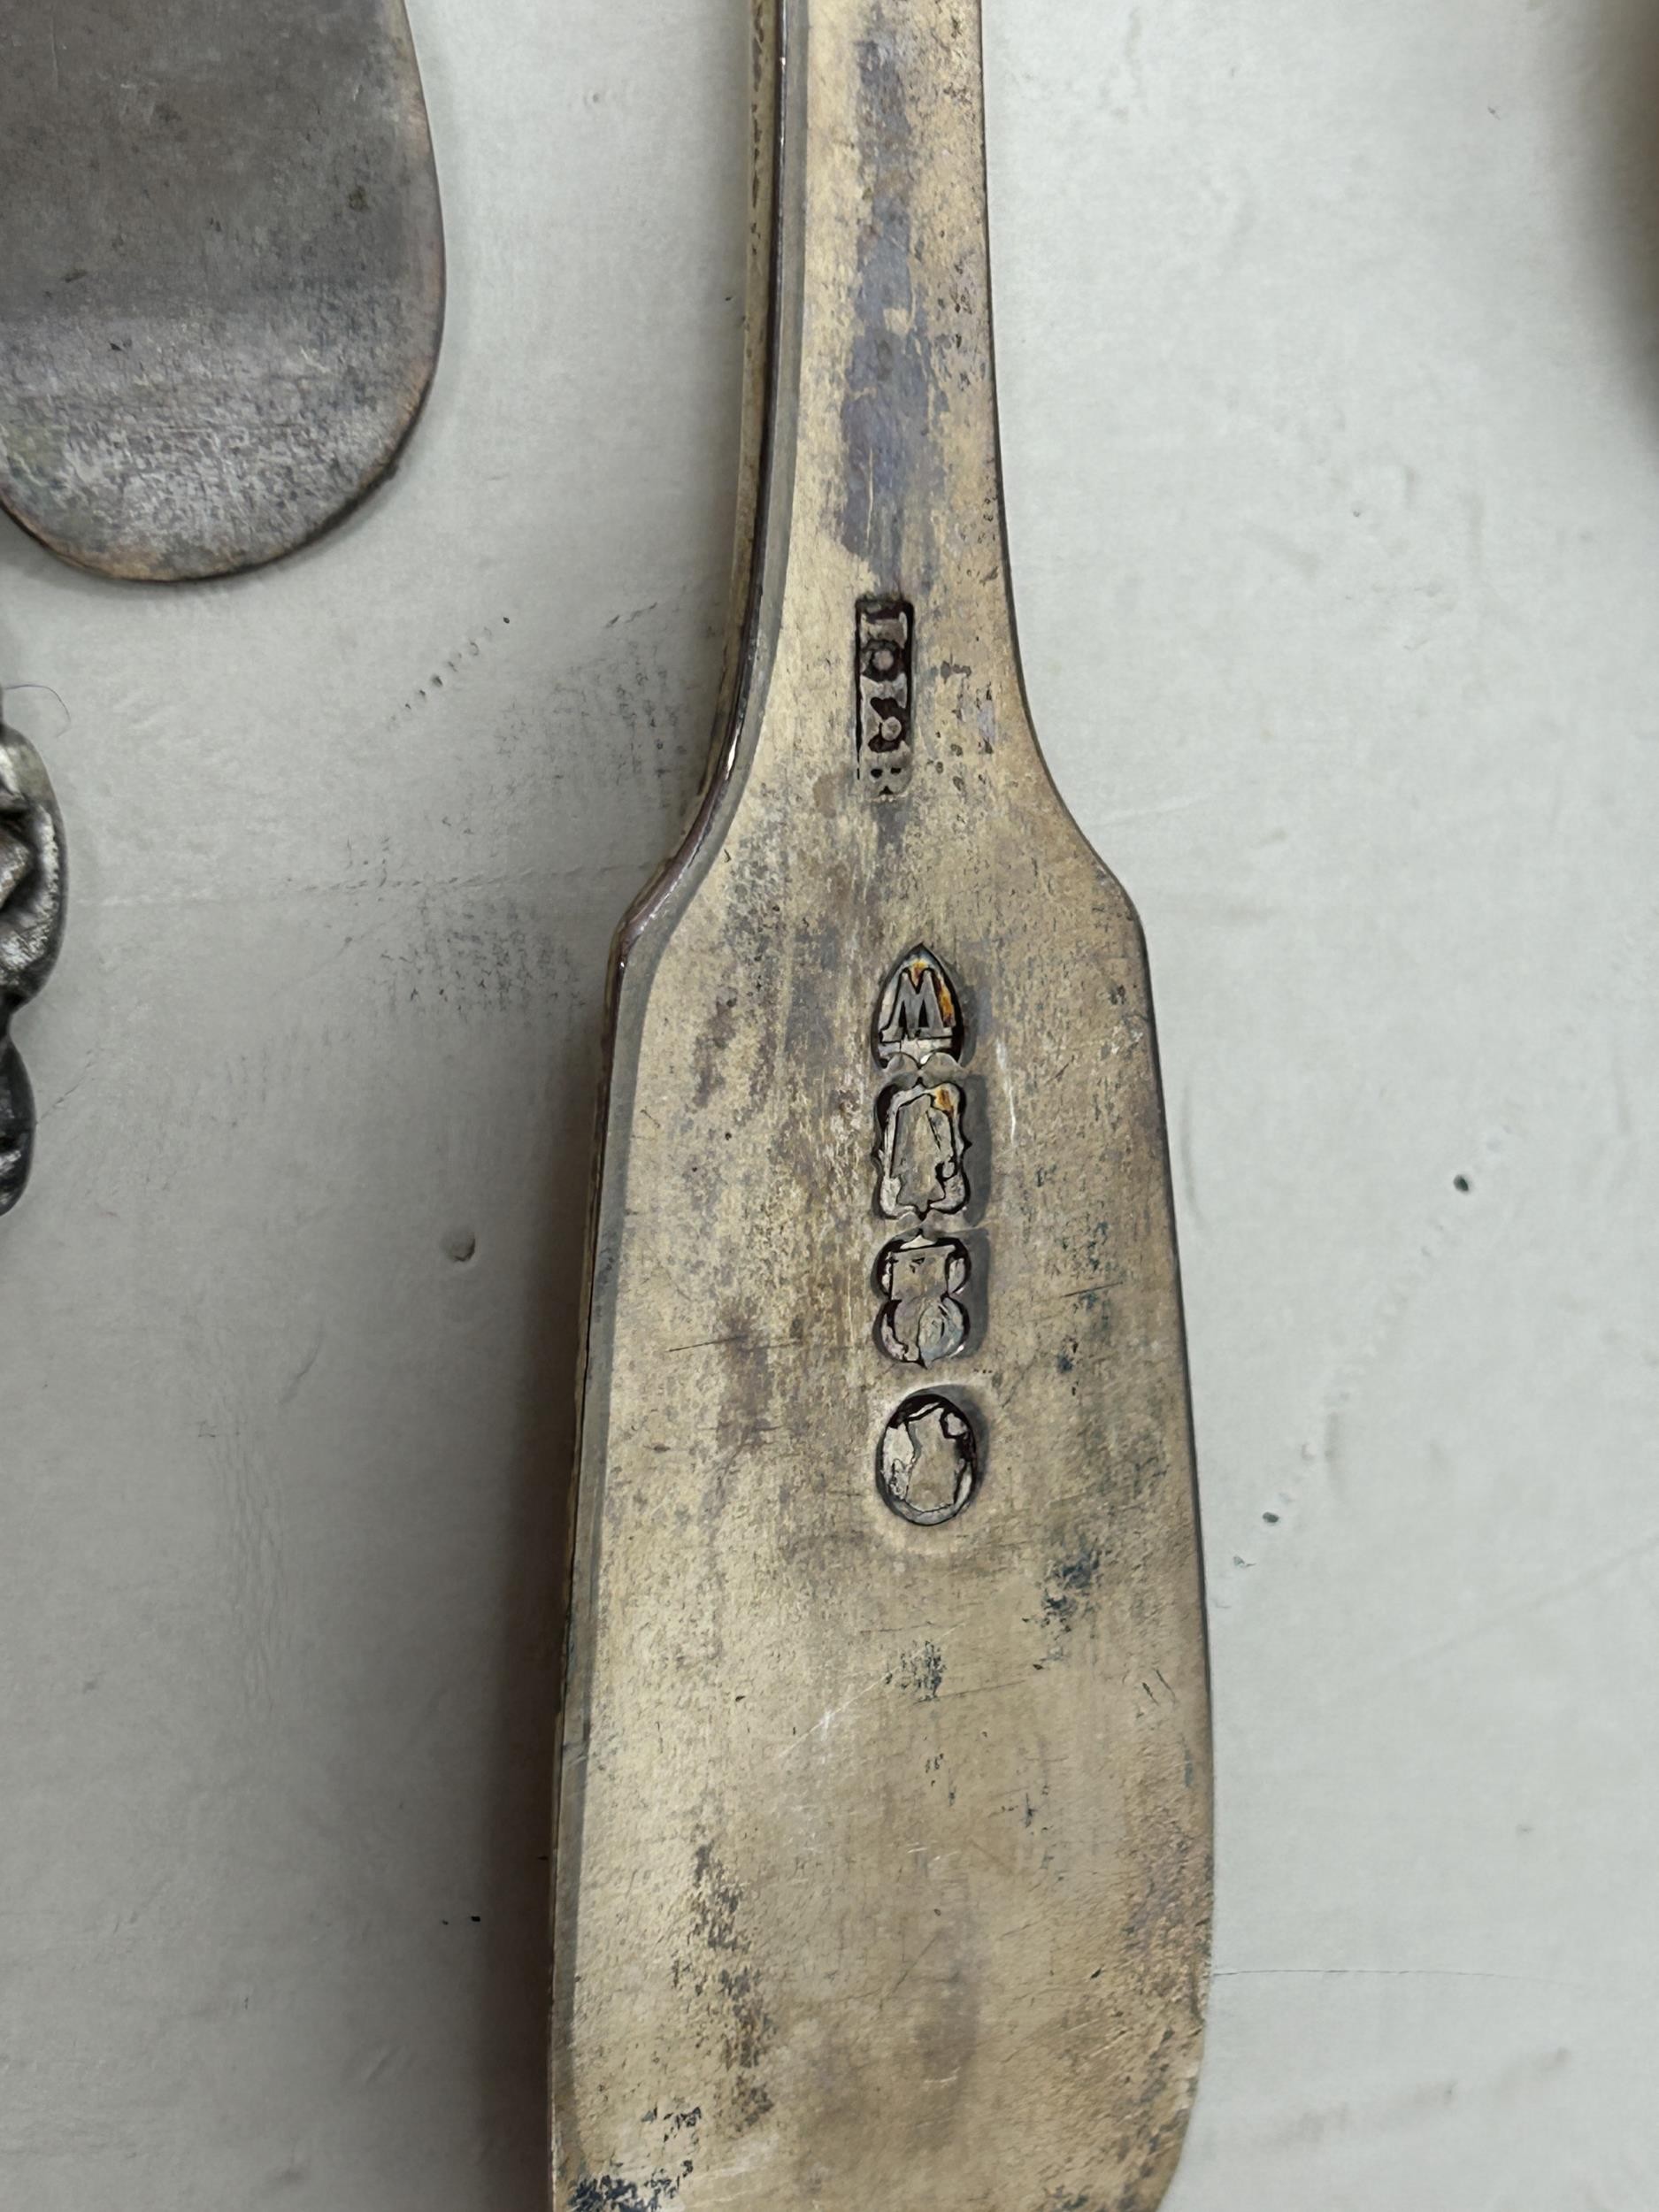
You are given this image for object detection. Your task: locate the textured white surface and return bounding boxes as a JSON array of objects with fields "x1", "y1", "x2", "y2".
[{"x1": 2, "y1": 0, "x2": 1656, "y2": 2205}]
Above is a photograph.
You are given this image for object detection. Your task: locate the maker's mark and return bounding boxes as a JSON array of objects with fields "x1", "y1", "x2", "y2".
[{"x1": 873, "y1": 944, "x2": 963, "y2": 1069}]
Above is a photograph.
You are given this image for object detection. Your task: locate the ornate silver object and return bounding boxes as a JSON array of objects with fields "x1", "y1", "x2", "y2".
[{"x1": 0, "y1": 720, "x2": 66, "y2": 1215}]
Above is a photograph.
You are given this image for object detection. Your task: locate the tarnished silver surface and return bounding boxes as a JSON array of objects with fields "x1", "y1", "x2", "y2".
[
  {"x1": 0, "y1": 0, "x2": 444, "y2": 580},
  {"x1": 552, "y1": 2, "x2": 1212, "y2": 2205},
  {"x1": 0, "y1": 718, "x2": 66, "y2": 1214}
]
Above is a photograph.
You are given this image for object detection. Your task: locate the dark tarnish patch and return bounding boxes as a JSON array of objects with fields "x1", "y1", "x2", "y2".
[
  {"x1": 685, "y1": 1845, "x2": 775, "y2": 2129},
  {"x1": 1041, "y1": 1544, "x2": 1103, "y2": 1642},
  {"x1": 575, "y1": 2108, "x2": 703, "y2": 2209},
  {"x1": 643, "y1": 2105, "x2": 703, "y2": 2137},
  {"x1": 887, "y1": 1640, "x2": 947, "y2": 1700},
  {"x1": 692, "y1": 986, "x2": 740, "y2": 1108},
  {"x1": 689, "y1": 1842, "x2": 744, "y2": 1954},
  {"x1": 571, "y1": 2176, "x2": 681, "y2": 2212},
  {"x1": 718, "y1": 1963, "x2": 774, "y2": 2126},
  {"x1": 1110, "y1": 2091, "x2": 1190, "y2": 2212}
]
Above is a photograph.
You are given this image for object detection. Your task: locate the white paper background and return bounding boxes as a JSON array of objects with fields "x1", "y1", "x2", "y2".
[{"x1": 3, "y1": 2, "x2": 1656, "y2": 2205}]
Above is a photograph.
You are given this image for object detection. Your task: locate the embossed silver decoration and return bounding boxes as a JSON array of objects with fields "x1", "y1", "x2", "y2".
[
  {"x1": 877, "y1": 1393, "x2": 979, "y2": 1525},
  {"x1": 0, "y1": 721, "x2": 67, "y2": 1215},
  {"x1": 877, "y1": 1233, "x2": 970, "y2": 1364},
  {"x1": 856, "y1": 597, "x2": 913, "y2": 795}
]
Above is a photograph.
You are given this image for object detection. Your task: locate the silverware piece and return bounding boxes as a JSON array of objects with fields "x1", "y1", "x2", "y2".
[
  {"x1": 553, "y1": 4, "x2": 1211, "y2": 2201},
  {"x1": 0, "y1": 0, "x2": 444, "y2": 580}
]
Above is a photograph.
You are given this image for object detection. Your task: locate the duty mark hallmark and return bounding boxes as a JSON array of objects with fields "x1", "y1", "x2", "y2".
[{"x1": 877, "y1": 1393, "x2": 979, "y2": 1526}]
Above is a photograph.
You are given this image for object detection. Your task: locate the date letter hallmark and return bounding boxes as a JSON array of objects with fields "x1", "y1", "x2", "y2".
[{"x1": 856, "y1": 598, "x2": 914, "y2": 798}]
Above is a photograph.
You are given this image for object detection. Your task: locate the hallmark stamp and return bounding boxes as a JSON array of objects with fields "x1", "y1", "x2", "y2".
[
  {"x1": 877, "y1": 1233, "x2": 971, "y2": 1365},
  {"x1": 877, "y1": 1079, "x2": 968, "y2": 1220},
  {"x1": 873, "y1": 945, "x2": 964, "y2": 1069},
  {"x1": 866, "y1": 945, "x2": 980, "y2": 1499},
  {"x1": 877, "y1": 1394, "x2": 979, "y2": 1525},
  {"x1": 856, "y1": 598, "x2": 914, "y2": 797}
]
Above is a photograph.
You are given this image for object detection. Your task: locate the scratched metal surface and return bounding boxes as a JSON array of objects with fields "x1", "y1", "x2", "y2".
[
  {"x1": 1, "y1": 0, "x2": 1657, "y2": 2207},
  {"x1": 0, "y1": 0, "x2": 443, "y2": 580},
  {"x1": 551, "y1": 4, "x2": 1211, "y2": 2204}
]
